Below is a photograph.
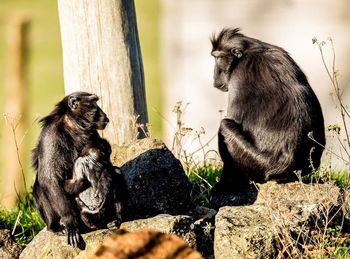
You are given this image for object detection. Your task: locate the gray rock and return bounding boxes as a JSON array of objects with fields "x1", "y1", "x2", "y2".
[
  {"x1": 187, "y1": 206, "x2": 217, "y2": 225},
  {"x1": 0, "y1": 229, "x2": 25, "y2": 259},
  {"x1": 116, "y1": 139, "x2": 193, "y2": 220},
  {"x1": 21, "y1": 212, "x2": 214, "y2": 259},
  {"x1": 213, "y1": 182, "x2": 346, "y2": 259},
  {"x1": 120, "y1": 211, "x2": 216, "y2": 257},
  {"x1": 112, "y1": 138, "x2": 165, "y2": 167},
  {"x1": 20, "y1": 228, "x2": 112, "y2": 259},
  {"x1": 215, "y1": 206, "x2": 276, "y2": 259},
  {"x1": 254, "y1": 182, "x2": 342, "y2": 226},
  {"x1": 186, "y1": 206, "x2": 216, "y2": 257},
  {"x1": 209, "y1": 184, "x2": 259, "y2": 210}
]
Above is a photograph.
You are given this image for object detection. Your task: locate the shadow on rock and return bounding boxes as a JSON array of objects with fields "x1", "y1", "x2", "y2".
[{"x1": 209, "y1": 184, "x2": 259, "y2": 210}]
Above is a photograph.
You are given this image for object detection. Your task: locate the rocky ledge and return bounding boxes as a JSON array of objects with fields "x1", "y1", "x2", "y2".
[{"x1": 18, "y1": 139, "x2": 350, "y2": 258}]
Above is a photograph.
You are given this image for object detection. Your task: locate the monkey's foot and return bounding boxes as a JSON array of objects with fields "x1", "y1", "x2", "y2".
[
  {"x1": 66, "y1": 227, "x2": 86, "y2": 250},
  {"x1": 107, "y1": 220, "x2": 121, "y2": 230}
]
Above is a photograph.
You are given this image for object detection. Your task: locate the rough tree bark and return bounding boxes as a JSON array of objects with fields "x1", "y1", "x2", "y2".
[{"x1": 57, "y1": 0, "x2": 148, "y2": 145}]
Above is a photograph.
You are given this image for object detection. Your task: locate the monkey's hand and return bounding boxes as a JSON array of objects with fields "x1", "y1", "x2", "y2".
[
  {"x1": 64, "y1": 179, "x2": 87, "y2": 195},
  {"x1": 66, "y1": 227, "x2": 86, "y2": 249}
]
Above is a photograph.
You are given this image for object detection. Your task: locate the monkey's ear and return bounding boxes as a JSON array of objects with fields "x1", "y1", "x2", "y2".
[
  {"x1": 68, "y1": 96, "x2": 79, "y2": 110},
  {"x1": 231, "y1": 48, "x2": 243, "y2": 58}
]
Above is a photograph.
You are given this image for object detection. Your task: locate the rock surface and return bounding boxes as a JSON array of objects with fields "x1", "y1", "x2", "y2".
[
  {"x1": 215, "y1": 206, "x2": 276, "y2": 259},
  {"x1": 0, "y1": 229, "x2": 25, "y2": 259},
  {"x1": 115, "y1": 139, "x2": 193, "y2": 220},
  {"x1": 213, "y1": 182, "x2": 345, "y2": 259},
  {"x1": 21, "y1": 136, "x2": 349, "y2": 259},
  {"x1": 112, "y1": 138, "x2": 165, "y2": 166},
  {"x1": 20, "y1": 212, "x2": 214, "y2": 259},
  {"x1": 209, "y1": 184, "x2": 259, "y2": 209},
  {"x1": 119, "y1": 211, "x2": 216, "y2": 257},
  {"x1": 19, "y1": 229, "x2": 112, "y2": 259},
  {"x1": 20, "y1": 181, "x2": 348, "y2": 259}
]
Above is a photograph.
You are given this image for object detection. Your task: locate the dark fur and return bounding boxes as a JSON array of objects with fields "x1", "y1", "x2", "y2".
[
  {"x1": 32, "y1": 92, "x2": 112, "y2": 248},
  {"x1": 64, "y1": 138, "x2": 125, "y2": 230},
  {"x1": 210, "y1": 28, "x2": 325, "y2": 194}
]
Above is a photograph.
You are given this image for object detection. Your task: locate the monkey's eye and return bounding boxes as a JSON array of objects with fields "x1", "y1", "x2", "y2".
[
  {"x1": 215, "y1": 56, "x2": 231, "y2": 71},
  {"x1": 230, "y1": 48, "x2": 243, "y2": 58},
  {"x1": 85, "y1": 101, "x2": 97, "y2": 109}
]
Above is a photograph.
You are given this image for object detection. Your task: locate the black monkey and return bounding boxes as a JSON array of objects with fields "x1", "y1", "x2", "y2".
[
  {"x1": 210, "y1": 28, "x2": 325, "y2": 194},
  {"x1": 64, "y1": 138, "x2": 125, "y2": 230},
  {"x1": 32, "y1": 92, "x2": 110, "y2": 248}
]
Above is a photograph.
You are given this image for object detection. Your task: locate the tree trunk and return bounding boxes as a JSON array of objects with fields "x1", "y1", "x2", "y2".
[
  {"x1": 2, "y1": 16, "x2": 30, "y2": 208},
  {"x1": 57, "y1": 0, "x2": 148, "y2": 145}
]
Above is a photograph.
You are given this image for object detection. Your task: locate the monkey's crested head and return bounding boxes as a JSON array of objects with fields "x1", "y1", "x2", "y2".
[
  {"x1": 210, "y1": 27, "x2": 310, "y2": 95},
  {"x1": 211, "y1": 27, "x2": 243, "y2": 50},
  {"x1": 211, "y1": 28, "x2": 250, "y2": 60}
]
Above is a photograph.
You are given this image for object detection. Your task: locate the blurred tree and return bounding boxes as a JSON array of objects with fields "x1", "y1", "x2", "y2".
[
  {"x1": 1, "y1": 16, "x2": 30, "y2": 208},
  {"x1": 57, "y1": 0, "x2": 148, "y2": 145}
]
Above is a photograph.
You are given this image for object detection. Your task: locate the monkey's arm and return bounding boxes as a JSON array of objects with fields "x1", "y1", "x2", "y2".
[
  {"x1": 41, "y1": 146, "x2": 85, "y2": 248},
  {"x1": 64, "y1": 157, "x2": 90, "y2": 195},
  {"x1": 219, "y1": 118, "x2": 271, "y2": 176},
  {"x1": 64, "y1": 179, "x2": 86, "y2": 195},
  {"x1": 220, "y1": 118, "x2": 296, "y2": 182},
  {"x1": 44, "y1": 176, "x2": 85, "y2": 248}
]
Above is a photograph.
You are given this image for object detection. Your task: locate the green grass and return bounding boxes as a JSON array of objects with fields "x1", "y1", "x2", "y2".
[
  {"x1": 186, "y1": 165, "x2": 350, "y2": 207},
  {"x1": 302, "y1": 167, "x2": 350, "y2": 189},
  {"x1": 0, "y1": 192, "x2": 45, "y2": 244},
  {"x1": 324, "y1": 226, "x2": 350, "y2": 258},
  {"x1": 328, "y1": 171, "x2": 350, "y2": 188},
  {"x1": 186, "y1": 165, "x2": 221, "y2": 206}
]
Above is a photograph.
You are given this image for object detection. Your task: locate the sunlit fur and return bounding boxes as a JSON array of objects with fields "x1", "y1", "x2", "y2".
[{"x1": 32, "y1": 92, "x2": 111, "y2": 248}]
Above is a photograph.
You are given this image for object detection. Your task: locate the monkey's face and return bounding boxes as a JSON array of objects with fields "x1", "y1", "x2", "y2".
[
  {"x1": 67, "y1": 92, "x2": 110, "y2": 131},
  {"x1": 93, "y1": 105, "x2": 110, "y2": 130},
  {"x1": 211, "y1": 28, "x2": 245, "y2": 92},
  {"x1": 211, "y1": 52, "x2": 233, "y2": 92}
]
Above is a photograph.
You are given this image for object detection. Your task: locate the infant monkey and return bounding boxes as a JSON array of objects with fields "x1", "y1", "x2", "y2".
[{"x1": 64, "y1": 138, "x2": 125, "y2": 230}]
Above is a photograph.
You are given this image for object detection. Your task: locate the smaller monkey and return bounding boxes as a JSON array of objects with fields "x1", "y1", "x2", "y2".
[{"x1": 64, "y1": 138, "x2": 125, "y2": 230}]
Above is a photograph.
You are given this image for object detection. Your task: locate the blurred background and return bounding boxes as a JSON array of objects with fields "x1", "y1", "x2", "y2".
[{"x1": 0, "y1": 0, "x2": 349, "y2": 207}]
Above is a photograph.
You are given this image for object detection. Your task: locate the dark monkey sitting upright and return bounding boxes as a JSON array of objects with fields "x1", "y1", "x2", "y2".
[
  {"x1": 211, "y1": 28, "x2": 325, "y2": 194},
  {"x1": 32, "y1": 92, "x2": 124, "y2": 248}
]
